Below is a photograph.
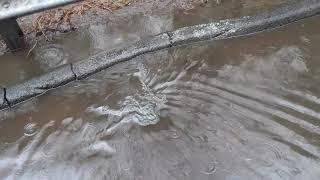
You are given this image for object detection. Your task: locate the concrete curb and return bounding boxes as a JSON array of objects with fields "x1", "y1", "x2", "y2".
[
  {"x1": 5, "y1": 64, "x2": 76, "y2": 106},
  {"x1": 73, "y1": 33, "x2": 171, "y2": 79},
  {"x1": 1, "y1": 0, "x2": 320, "y2": 110}
]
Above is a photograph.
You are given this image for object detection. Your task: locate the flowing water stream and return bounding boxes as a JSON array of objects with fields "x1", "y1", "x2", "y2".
[{"x1": 1, "y1": 0, "x2": 320, "y2": 179}]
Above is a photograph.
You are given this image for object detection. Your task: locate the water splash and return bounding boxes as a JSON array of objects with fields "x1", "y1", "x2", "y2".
[
  {"x1": 87, "y1": 68, "x2": 167, "y2": 127},
  {"x1": 23, "y1": 123, "x2": 38, "y2": 137},
  {"x1": 33, "y1": 44, "x2": 68, "y2": 70}
]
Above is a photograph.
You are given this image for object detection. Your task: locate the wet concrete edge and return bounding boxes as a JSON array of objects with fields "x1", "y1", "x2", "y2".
[
  {"x1": 72, "y1": 33, "x2": 171, "y2": 79},
  {"x1": 5, "y1": 64, "x2": 76, "y2": 107},
  {"x1": 1, "y1": 0, "x2": 320, "y2": 110},
  {"x1": 0, "y1": 87, "x2": 8, "y2": 110}
]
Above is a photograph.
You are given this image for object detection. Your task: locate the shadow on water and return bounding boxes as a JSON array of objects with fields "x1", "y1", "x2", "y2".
[{"x1": 1, "y1": 0, "x2": 320, "y2": 179}]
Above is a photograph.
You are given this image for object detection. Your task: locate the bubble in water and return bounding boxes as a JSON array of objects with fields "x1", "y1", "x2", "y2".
[
  {"x1": 290, "y1": 168, "x2": 301, "y2": 176},
  {"x1": 201, "y1": 162, "x2": 216, "y2": 175},
  {"x1": 168, "y1": 130, "x2": 180, "y2": 139},
  {"x1": 205, "y1": 126, "x2": 217, "y2": 133},
  {"x1": 24, "y1": 123, "x2": 38, "y2": 136},
  {"x1": 2, "y1": 1, "x2": 10, "y2": 8},
  {"x1": 34, "y1": 44, "x2": 68, "y2": 70},
  {"x1": 120, "y1": 163, "x2": 130, "y2": 171}
]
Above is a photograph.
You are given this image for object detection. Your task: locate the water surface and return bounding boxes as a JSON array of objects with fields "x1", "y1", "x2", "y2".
[
  {"x1": 0, "y1": 0, "x2": 288, "y2": 85},
  {"x1": 1, "y1": 1, "x2": 320, "y2": 180}
]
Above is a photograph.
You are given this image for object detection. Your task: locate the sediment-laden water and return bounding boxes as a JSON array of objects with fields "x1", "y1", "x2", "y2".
[{"x1": 1, "y1": 1, "x2": 320, "y2": 179}]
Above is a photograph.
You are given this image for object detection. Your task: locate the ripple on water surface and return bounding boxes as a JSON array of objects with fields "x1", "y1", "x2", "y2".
[{"x1": 0, "y1": 5, "x2": 320, "y2": 180}]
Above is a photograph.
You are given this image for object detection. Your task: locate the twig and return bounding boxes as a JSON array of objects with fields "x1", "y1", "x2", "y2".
[{"x1": 26, "y1": 40, "x2": 38, "y2": 58}]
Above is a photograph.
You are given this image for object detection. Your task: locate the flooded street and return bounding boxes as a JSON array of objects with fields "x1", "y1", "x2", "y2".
[{"x1": 1, "y1": 0, "x2": 320, "y2": 179}]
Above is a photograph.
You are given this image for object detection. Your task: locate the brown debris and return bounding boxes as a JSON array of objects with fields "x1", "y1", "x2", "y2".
[{"x1": 31, "y1": 0, "x2": 134, "y2": 35}]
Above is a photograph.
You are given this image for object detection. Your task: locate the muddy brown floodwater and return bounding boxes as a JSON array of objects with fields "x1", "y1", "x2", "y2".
[{"x1": 1, "y1": 0, "x2": 320, "y2": 180}]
